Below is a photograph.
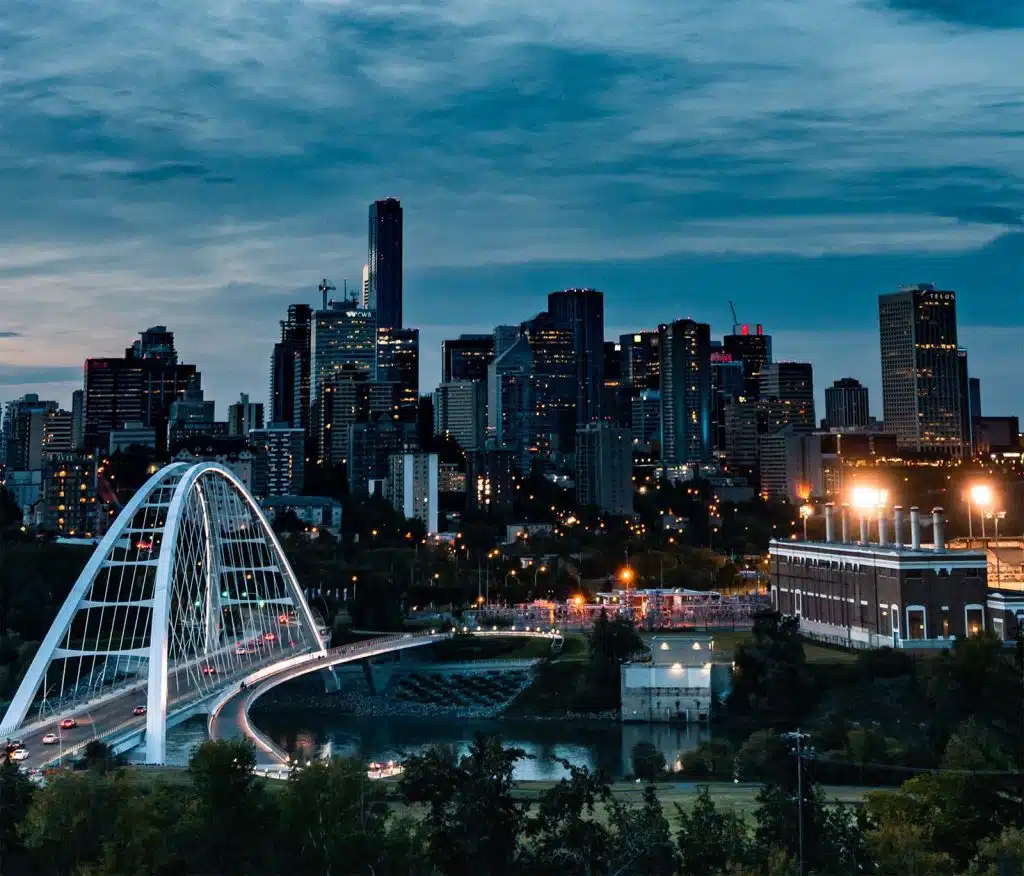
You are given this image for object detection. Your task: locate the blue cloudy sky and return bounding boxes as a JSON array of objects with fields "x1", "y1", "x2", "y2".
[{"x1": 0, "y1": 0, "x2": 1022, "y2": 419}]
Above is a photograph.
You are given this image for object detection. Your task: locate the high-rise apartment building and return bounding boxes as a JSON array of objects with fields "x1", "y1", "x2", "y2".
[
  {"x1": 442, "y1": 334, "x2": 495, "y2": 383},
  {"x1": 270, "y1": 303, "x2": 312, "y2": 430},
  {"x1": 2, "y1": 394, "x2": 58, "y2": 469},
  {"x1": 42, "y1": 410, "x2": 74, "y2": 454},
  {"x1": 348, "y1": 419, "x2": 411, "y2": 497},
  {"x1": 723, "y1": 324, "x2": 772, "y2": 401},
  {"x1": 310, "y1": 298, "x2": 376, "y2": 405},
  {"x1": 575, "y1": 422, "x2": 633, "y2": 516},
  {"x1": 825, "y1": 378, "x2": 870, "y2": 429},
  {"x1": 376, "y1": 326, "x2": 419, "y2": 423},
  {"x1": 83, "y1": 326, "x2": 198, "y2": 455},
  {"x1": 631, "y1": 391, "x2": 661, "y2": 445},
  {"x1": 710, "y1": 355, "x2": 746, "y2": 455},
  {"x1": 367, "y1": 198, "x2": 403, "y2": 332},
  {"x1": 466, "y1": 449, "x2": 517, "y2": 512},
  {"x1": 879, "y1": 284, "x2": 966, "y2": 456},
  {"x1": 658, "y1": 319, "x2": 712, "y2": 465},
  {"x1": 249, "y1": 423, "x2": 305, "y2": 498},
  {"x1": 38, "y1": 452, "x2": 101, "y2": 537},
  {"x1": 487, "y1": 337, "x2": 534, "y2": 465},
  {"x1": 311, "y1": 368, "x2": 393, "y2": 467},
  {"x1": 619, "y1": 331, "x2": 661, "y2": 394},
  {"x1": 168, "y1": 380, "x2": 221, "y2": 448},
  {"x1": 434, "y1": 380, "x2": 487, "y2": 451},
  {"x1": 759, "y1": 362, "x2": 816, "y2": 429},
  {"x1": 228, "y1": 393, "x2": 265, "y2": 438},
  {"x1": 547, "y1": 288, "x2": 604, "y2": 424},
  {"x1": 386, "y1": 452, "x2": 438, "y2": 534}
]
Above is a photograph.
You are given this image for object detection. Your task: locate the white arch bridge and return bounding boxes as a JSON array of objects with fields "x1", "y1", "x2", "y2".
[{"x1": 0, "y1": 463, "x2": 559, "y2": 767}]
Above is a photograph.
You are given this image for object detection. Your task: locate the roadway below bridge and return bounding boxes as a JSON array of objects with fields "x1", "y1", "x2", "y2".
[{"x1": 209, "y1": 629, "x2": 561, "y2": 765}]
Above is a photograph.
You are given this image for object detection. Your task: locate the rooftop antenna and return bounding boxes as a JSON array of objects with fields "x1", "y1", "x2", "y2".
[{"x1": 319, "y1": 278, "x2": 336, "y2": 309}]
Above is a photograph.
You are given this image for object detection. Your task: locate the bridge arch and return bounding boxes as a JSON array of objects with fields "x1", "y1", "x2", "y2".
[{"x1": 0, "y1": 462, "x2": 324, "y2": 763}]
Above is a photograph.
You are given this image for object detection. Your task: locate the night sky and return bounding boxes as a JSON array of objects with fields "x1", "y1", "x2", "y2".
[{"x1": 0, "y1": 0, "x2": 1021, "y2": 418}]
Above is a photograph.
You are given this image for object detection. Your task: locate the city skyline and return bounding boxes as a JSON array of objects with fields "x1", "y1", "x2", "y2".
[{"x1": 0, "y1": 1, "x2": 1021, "y2": 418}]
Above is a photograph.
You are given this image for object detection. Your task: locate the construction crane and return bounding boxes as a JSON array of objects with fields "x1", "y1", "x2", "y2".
[
  {"x1": 318, "y1": 278, "x2": 336, "y2": 309},
  {"x1": 729, "y1": 300, "x2": 740, "y2": 334}
]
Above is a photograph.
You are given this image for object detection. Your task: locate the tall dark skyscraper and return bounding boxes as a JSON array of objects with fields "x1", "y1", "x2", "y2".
[
  {"x1": 879, "y1": 284, "x2": 966, "y2": 456},
  {"x1": 824, "y1": 377, "x2": 870, "y2": 429},
  {"x1": 442, "y1": 334, "x2": 495, "y2": 383},
  {"x1": 377, "y1": 326, "x2": 420, "y2": 423},
  {"x1": 619, "y1": 331, "x2": 660, "y2": 394},
  {"x1": 521, "y1": 310, "x2": 576, "y2": 453},
  {"x1": 547, "y1": 288, "x2": 605, "y2": 424},
  {"x1": 270, "y1": 303, "x2": 312, "y2": 429},
  {"x1": 658, "y1": 319, "x2": 712, "y2": 465},
  {"x1": 723, "y1": 324, "x2": 772, "y2": 400},
  {"x1": 367, "y1": 198, "x2": 403, "y2": 331},
  {"x1": 759, "y1": 362, "x2": 816, "y2": 428}
]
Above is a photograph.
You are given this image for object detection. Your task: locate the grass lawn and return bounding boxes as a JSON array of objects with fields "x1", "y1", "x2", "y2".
[{"x1": 686, "y1": 630, "x2": 862, "y2": 664}]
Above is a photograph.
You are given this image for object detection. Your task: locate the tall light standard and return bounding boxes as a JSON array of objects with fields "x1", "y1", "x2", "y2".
[
  {"x1": 799, "y1": 504, "x2": 813, "y2": 541},
  {"x1": 991, "y1": 511, "x2": 1007, "y2": 588},
  {"x1": 968, "y1": 483, "x2": 994, "y2": 540}
]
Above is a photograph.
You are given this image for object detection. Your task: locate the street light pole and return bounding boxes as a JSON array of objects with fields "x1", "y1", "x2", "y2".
[{"x1": 781, "y1": 730, "x2": 809, "y2": 876}]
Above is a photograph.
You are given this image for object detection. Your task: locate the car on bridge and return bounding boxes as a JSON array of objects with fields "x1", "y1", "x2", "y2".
[
  {"x1": 234, "y1": 645, "x2": 248, "y2": 655},
  {"x1": 42, "y1": 733, "x2": 59, "y2": 745},
  {"x1": 10, "y1": 748, "x2": 29, "y2": 761},
  {"x1": 60, "y1": 718, "x2": 76, "y2": 729},
  {"x1": 202, "y1": 665, "x2": 218, "y2": 675},
  {"x1": 133, "y1": 705, "x2": 147, "y2": 716}
]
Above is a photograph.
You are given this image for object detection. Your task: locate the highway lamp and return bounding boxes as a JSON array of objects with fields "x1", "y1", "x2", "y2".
[
  {"x1": 799, "y1": 505, "x2": 813, "y2": 541},
  {"x1": 969, "y1": 484, "x2": 994, "y2": 539},
  {"x1": 991, "y1": 511, "x2": 1007, "y2": 587}
]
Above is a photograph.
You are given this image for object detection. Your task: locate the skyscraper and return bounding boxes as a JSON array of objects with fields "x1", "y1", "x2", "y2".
[
  {"x1": 575, "y1": 422, "x2": 633, "y2": 516},
  {"x1": 434, "y1": 380, "x2": 487, "y2": 451},
  {"x1": 825, "y1": 378, "x2": 870, "y2": 429},
  {"x1": 759, "y1": 362, "x2": 816, "y2": 428},
  {"x1": 376, "y1": 327, "x2": 420, "y2": 424},
  {"x1": 442, "y1": 334, "x2": 495, "y2": 383},
  {"x1": 522, "y1": 310, "x2": 575, "y2": 453},
  {"x1": 367, "y1": 198, "x2": 403, "y2": 331},
  {"x1": 310, "y1": 298, "x2": 376, "y2": 405},
  {"x1": 228, "y1": 393, "x2": 265, "y2": 438},
  {"x1": 547, "y1": 288, "x2": 605, "y2": 424},
  {"x1": 619, "y1": 331, "x2": 661, "y2": 394},
  {"x1": 723, "y1": 324, "x2": 772, "y2": 401},
  {"x1": 487, "y1": 337, "x2": 534, "y2": 466},
  {"x1": 270, "y1": 303, "x2": 312, "y2": 430},
  {"x1": 879, "y1": 284, "x2": 966, "y2": 456},
  {"x1": 83, "y1": 327, "x2": 198, "y2": 455},
  {"x1": 658, "y1": 319, "x2": 712, "y2": 465}
]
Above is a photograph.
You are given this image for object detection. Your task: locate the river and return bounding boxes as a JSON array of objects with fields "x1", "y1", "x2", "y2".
[{"x1": 130, "y1": 712, "x2": 711, "y2": 780}]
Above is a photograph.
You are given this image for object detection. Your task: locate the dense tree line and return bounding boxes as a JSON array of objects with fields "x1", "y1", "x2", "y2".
[{"x1": 5, "y1": 732, "x2": 1024, "y2": 875}]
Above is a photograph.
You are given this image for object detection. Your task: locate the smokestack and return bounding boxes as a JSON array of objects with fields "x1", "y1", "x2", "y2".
[
  {"x1": 933, "y1": 507, "x2": 945, "y2": 553},
  {"x1": 893, "y1": 506, "x2": 904, "y2": 548},
  {"x1": 824, "y1": 503, "x2": 835, "y2": 543},
  {"x1": 878, "y1": 512, "x2": 889, "y2": 547},
  {"x1": 859, "y1": 515, "x2": 869, "y2": 544},
  {"x1": 840, "y1": 505, "x2": 850, "y2": 542},
  {"x1": 910, "y1": 506, "x2": 921, "y2": 550}
]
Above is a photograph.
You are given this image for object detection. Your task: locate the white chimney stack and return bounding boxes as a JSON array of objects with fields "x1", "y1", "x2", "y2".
[
  {"x1": 841, "y1": 505, "x2": 850, "y2": 542},
  {"x1": 859, "y1": 516, "x2": 869, "y2": 544},
  {"x1": 878, "y1": 512, "x2": 889, "y2": 546},
  {"x1": 910, "y1": 506, "x2": 921, "y2": 550},
  {"x1": 893, "y1": 505, "x2": 904, "y2": 548},
  {"x1": 824, "y1": 503, "x2": 835, "y2": 542},
  {"x1": 933, "y1": 507, "x2": 945, "y2": 553}
]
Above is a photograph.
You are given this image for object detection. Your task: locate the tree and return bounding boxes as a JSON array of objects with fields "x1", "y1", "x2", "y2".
[
  {"x1": 675, "y1": 786, "x2": 749, "y2": 876},
  {"x1": 277, "y1": 758, "x2": 395, "y2": 876},
  {"x1": 80, "y1": 739, "x2": 116, "y2": 774},
  {"x1": 607, "y1": 784, "x2": 678, "y2": 876},
  {"x1": 968, "y1": 826, "x2": 1024, "y2": 876},
  {"x1": 187, "y1": 740, "x2": 274, "y2": 874},
  {"x1": 0, "y1": 757, "x2": 33, "y2": 872},
  {"x1": 630, "y1": 741, "x2": 666, "y2": 781},
  {"x1": 399, "y1": 735, "x2": 525, "y2": 876}
]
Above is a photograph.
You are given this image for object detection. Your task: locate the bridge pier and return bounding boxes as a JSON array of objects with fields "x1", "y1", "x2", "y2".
[{"x1": 319, "y1": 666, "x2": 341, "y2": 694}]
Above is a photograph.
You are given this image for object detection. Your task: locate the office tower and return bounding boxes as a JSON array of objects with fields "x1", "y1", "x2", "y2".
[
  {"x1": 493, "y1": 325, "x2": 521, "y2": 359},
  {"x1": 168, "y1": 380, "x2": 221, "y2": 448},
  {"x1": 825, "y1": 378, "x2": 870, "y2": 429},
  {"x1": 619, "y1": 331, "x2": 661, "y2": 394},
  {"x1": 723, "y1": 324, "x2": 772, "y2": 400},
  {"x1": 631, "y1": 391, "x2": 661, "y2": 445},
  {"x1": 759, "y1": 362, "x2": 816, "y2": 428},
  {"x1": 723, "y1": 400, "x2": 760, "y2": 474},
  {"x1": 348, "y1": 419, "x2": 411, "y2": 497},
  {"x1": 386, "y1": 452, "x2": 438, "y2": 534},
  {"x1": 603, "y1": 340, "x2": 632, "y2": 428},
  {"x1": 376, "y1": 326, "x2": 419, "y2": 423},
  {"x1": 442, "y1": 334, "x2": 495, "y2": 383},
  {"x1": 434, "y1": 380, "x2": 487, "y2": 451},
  {"x1": 547, "y1": 288, "x2": 605, "y2": 424},
  {"x1": 466, "y1": 449, "x2": 517, "y2": 512},
  {"x1": 2, "y1": 394, "x2": 58, "y2": 469},
  {"x1": 487, "y1": 337, "x2": 534, "y2": 467},
  {"x1": 311, "y1": 368, "x2": 393, "y2": 467},
  {"x1": 42, "y1": 410, "x2": 74, "y2": 454},
  {"x1": 367, "y1": 198, "x2": 403, "y2": 331},
  {"x1": 270, "y1": 303, "x2": 313, "y2": 430},
  {"x1": 310, "y1": 298, "x2": 376, "y2": 405},
  {"x1": 71, "y1": 389, "x2": 84, "y2": 450},
  {"x1": 958, "y1": 349, "x2": 972, "y2": 454},
  {"x1": 83, "y1": 327, "x2": 197, "y2": 455},
  {"x1": 658, "y1": 319, "x2": 712, "y2": 465},
  {"x1": 228, "y1": 393, "x2": 265, "y2": 438},
  {"x1": 758, "y1": 426, "x2": 823, "y2": 502},
  {"x1": 249, "y1": 423, "x2": 305, "y2": 498},
  {"x1": 522, "y1": 310, "x2": 575, "y2": 453},
  {"x1": 39, "y1": 452, "x2": 101, "y2": 537},
  {"x1": 711, "y1": 354, "x2": 745, "y2": 454},
  {"x1": 361, "y1": 264, "x2": 370, "y2": 309},
  {"x1": 575, "y1": 422, "x2": 633, "y2": 516},
  {"x1": 968, "y1": 377, "x2": 982, "y2": 419},
  {"x1": 879, "y1": 284, "x2": 966, "y2": 456}
]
